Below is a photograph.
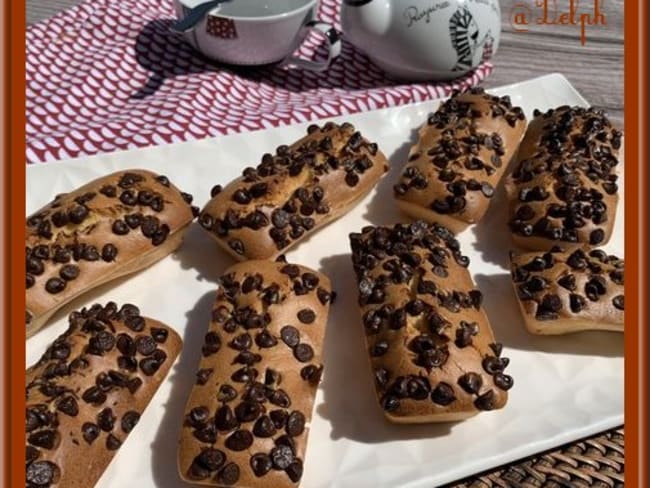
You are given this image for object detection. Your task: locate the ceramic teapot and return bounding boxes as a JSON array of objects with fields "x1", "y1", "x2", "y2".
[{"x1": 341, "y1": 0, "x2": 501, "y2": 81}]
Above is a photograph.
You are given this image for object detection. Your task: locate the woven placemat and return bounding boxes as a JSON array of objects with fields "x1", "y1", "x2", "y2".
[{"x1": 447, "y1": 427, "x2": 624, "y2": 488}]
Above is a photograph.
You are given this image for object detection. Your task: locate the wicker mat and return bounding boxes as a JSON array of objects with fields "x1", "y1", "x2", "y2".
[{"x1": 446, "y1": 427, "x2": 624, "y2": 488}]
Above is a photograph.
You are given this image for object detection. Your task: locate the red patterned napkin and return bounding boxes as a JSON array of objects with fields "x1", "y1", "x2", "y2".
[{"x1": 25, "y1": 0, "x2": 493, "y2": 163}]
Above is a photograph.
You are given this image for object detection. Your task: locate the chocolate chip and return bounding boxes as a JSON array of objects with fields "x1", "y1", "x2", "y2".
[
  {"x1": 121, "y1": 411, "x2": 140, "y2": 433},
  {"x1": 26, "y1": 445, "x2": 39, "y2": 464},
  {"x1": 106, "y1": 434, "x2": 122, "y2": 450},
  {"x1": 228, "y1": 239, "x2": 245, "y2": 255},
  {"x1": 613, "y1": 295, "x2": 624, "y2": 310},
  {"x1": 225, "y1": 429, "x2": 253, "y2": 451},
  {"x1": 590, "y1": 229, "x2": 605, "y2": 244},
  {"x1": 231, "y1": 367, "x2": 255, "y2": 383},
  {"x1": 297, "y1": 309, "x2": 315, "y2": 324},
  {"x1": 112, "y1": 220, "x2": 129, "y2": 235},
  {"x1": 215, "y1": 405, "x2": 239, "y2": 431},
  {"x1": 250, "y1": 453, "x2": 272, "y2": 477},
  {"x1": 217, "y1": 463, "x2": 240, "y2": 486},
  {"x1": 370, "y1": 340, "x2": 389, "y2": 357},
  {"x1": 558, "y1": 274, "x2": 576, "y2": 291},
  {"x1": 431, "y1": 382, "x2": 456, "y2": 406},
  {"x1": 95, "y1": 245, "x2": 118, "y2": 265},
  {"x1": 150, "y1": 327, "x2": 168, "y2": 343},
  {"x1": 286, "y1": 459, "x2": 304, "y2": 482},
  {"x1": 45, "y1": 277, "x2": 66, "y2": 294},
  {"x1": 56, "y1": 396, "x2": 78, "y2": 417},
  {"x1": 210, "y1": 185, "x2": 223, "y2": 197},
  {"x1": 89, "y1": 330, "x2": 116, "y2": 355},
  {"x1": 128, "y1": 377, "x2": 143, "y2": 393},
  {"x1": 232, "y1": 189, "x2": 252, "y2": 205},
  {"x1": 300, "y1": 364, "x2": 323, "y2": 384},
  {"x1": 268, "y1": 389, "x2": 291, "y2": 408},
  {"x1": 293, "y1": 343, "x2": 314, "y2": 362},
  {"x1": 481, "y1": 182, "x2": 495, "y2": 198},
  {"x1": 280, "y1": 326, "x2": 300, "y2": 347},
  {"x1": 26, "y1": 461, "x2": 59, "y2": 486},
  {"x1": 458, "y1": 372, "x2": 482, "y2": 394},
  {"x1": 193, "y1": 425, "x2": 218, "y2": 444},
  {"x1": 235, "y1": 401, "x2": 262, "y2": 423},
  {"x1": 253, "y1": 415, "x2": 277, "y2": 438},
  {"x1": 188, "y1": 406, "x2": 209, "y2": 428},
  {"x1": 202, "y1": 331, "x2": 222, "y2": 357},
  {"x1": 100, "y1": 184, "x2": 117, "y2": 197},
  {"x1": 97, "y1": 408, "x2": 116, "y2": 432},
  {"x1": 286, "y1": 411, "x2": 305, "y2": 437},
  {"x1": 271, "y1": 444, "x2": 294, "y2": 470},
  {"x1": 139, "y1": 216, "x2": 159, "y2": 237},
  {"x1": 28, "y1": 430, "x2": 59, "y2": 450},
  {"x1": 139, "y1": 356, "x2": 163, "y2": 376},
  {"x1": 216, "y1": 384, "x2": 237, "y2": 403},
  {"x1": 82, "y1": 422, "x2": 100, "y2": 444},
  {"x1": 188, "y1": 460, "x2": 210, "y2": 480},
  {"x1": 494, "y1": 373, "x2": 514, "y2": 391},
  {"x1": 475, "y1": 389, "x2": 497, "y2": 410},
  {"x1": 345, "y1": 172, "x2": 360, "y2": 187},
  {"x1": 136, "y1": 335, "x2": 157, "y2": 356},
  {"x1": 255, "y1": 330, "x2": 278, "y2": 348}
]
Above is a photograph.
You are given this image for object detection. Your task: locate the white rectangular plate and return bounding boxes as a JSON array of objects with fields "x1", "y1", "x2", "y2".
[{"x1": 26, "y1": 73, "x2": 624, "y2": 488}]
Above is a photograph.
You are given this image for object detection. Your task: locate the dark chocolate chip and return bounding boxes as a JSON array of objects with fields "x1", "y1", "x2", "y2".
[
  {"x1": 217, "y1": 384, "x2": 237, "y2": 402},
  {"x1": 253, "y1": 415, "x2": 277, "y2": 438},
  {"x1": 286, "y1": 459, "x2": 304, "y2": 483},
  {"x1": 149, "y1": 327, "x2": 168, "y2": 344},
  {"x1": 458, "y1": 372, "x2": 482, "y2": 394},
  {"x1": 475, "y1": 389, "x2": 497, "y2": 410},
  {"x1": 300, "y1": 364, "x2": 323, "y2": 384},
  {"x1": 26, "y1": 461, "x2": 59, "y2": 486},
  {"x1": 82, "y1": 386, "x2": 107, "y2": 405},
  {"x1": 28, "y1": 430, "x2": 59, "y2": 450},
  {"x1": 56, "y1": 396, "x2": 79, "y2": 417},
  {"x1": 106, "y1": 434, "x2": 122, "y2": 450},
  {"x1": 293, "y1": 343, "x2": 314, "y2": 362},
  {"x1": 193, "y1": 425, "x2": 218, "y2": 444},
  {"x1": 217, "y1": 463, "x2": 240, "y2": 486},
  {"x1": 97, "y1": 407, "x2": 116, "y2": 432},
  {"x1": 121, "y1": 411, "x2": 140, "y2": 434},
  {"x1": 431, "y1": 382, "x2": 456, "y2": 406},
  {"x1": 250, "y1": 453, "x2": 272, "y2": 477},
  {"x1": 82, "y1": 422, "x2": 100, "y2": 444},
  {"x1": 215, "y1": 405, "x2": 239, "y2": 432},
  {"x1": 136, "y1": 335, "x2": 157, "y2": 356},
  {"x1": 202, "y1": 331, "x2": 222, "y2": 357},
  {"x1": 112, "y1": 220, "x2": 129, "y2": 235},
  {"x1": 45, "y1": 277, "x2": 66, "y2": 294},
  {"x1": 280, "y1": 326, "x2": 300, "y2": 347},
  {"x1": 197, "y1": 448, "x2": 226, "y2": 472},
  {"x1": 590, "y1": 229, "x2": 605, "y2": 245},
  {"x1": 268, "y1": 389, "x2": 291, "y2": 408},
  {"x1": 255, "y1": 330, "x2": 278, "y2": 348},
  {"x1": 210, "y1": 185, "x2": 223, "y2": 197},
  {"x1": 558, "y1": 274, "x2": 576, "y2": 291},
  {"x1": 494, "y1": 373, "x2": 514, "y2": 391},
  {"x1": 235, "y1": 401, "x2": 261, "y2": 423},
  {"x1": 139, "y1": 356, "x2": 162, "y2": 376},
  {"x1": 229, "y1": 333, "x2": 252, "y2": 351},
  {"x1": 225, "y1": 429, "x2": 254, "y2": 451},
  {"x1": 297, "y1": 309, "x2": 315, "y2": 324},
  {"x1": 285, "y1": 411, "x2": 305, "y2": 437},
  {"x1": 613, "y1": 295, "x2": 624, "y2": 310},
  {"x1": 271, "y1": 445, "x2": 294, "y2": 470}
]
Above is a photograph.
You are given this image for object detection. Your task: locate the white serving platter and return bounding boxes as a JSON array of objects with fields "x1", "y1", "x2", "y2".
[{"x1": 26, "y1": 73, "x2": 624, "y2": 488}]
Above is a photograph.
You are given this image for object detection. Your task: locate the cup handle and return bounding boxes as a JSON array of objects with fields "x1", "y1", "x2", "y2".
[{"x1": 282, "y1": 21, "x2": 342, "y2": 72}]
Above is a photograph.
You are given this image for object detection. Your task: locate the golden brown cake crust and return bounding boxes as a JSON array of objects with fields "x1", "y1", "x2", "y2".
[
  {"x1": 506, "y1": 106, "x2": 622, "y2": 250},
  {"x1": 25, "y1": 302, "x2": 182, "y2": 488},
  {"x1": 349, "y1": 221, "x2": 512, "y2": 423},
  {"x1": 26, "y1": 169, "x2": 196, "y2": 337},
  {"x1": 510, "y1": 247, "x2": 624, "y2": 334},
  {"x1": 178, "y1": 259, "x2": 333, "y2": 487},
  {"x1": 393, "y1": 88, "x2": 527, "y2": 230},
  {"x1": 198, "y1": 122, "x2": 389, "y2": 261}
]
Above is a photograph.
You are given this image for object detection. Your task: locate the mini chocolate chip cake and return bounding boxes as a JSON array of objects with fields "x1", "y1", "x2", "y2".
[
  {"x1": 199, "y1": 122, "x2": 389, "y2": 261},
  {"x1": 349, "y1": 221, "x2": 512, "y2": 423},
  {"x1": 178, "y1": 259, "x2": 333, "y2": 487},
  {"x1": 393, "y1": 88, "x2": 527, "y2": 234},
  {"x1": 506, "y1": 106, "x2": 622, "y2": 250},
  {"x1": 26, "y1": 169, "x2": 197, "y2": 337},
  {"x1": 510, "y1": 247, "x2": 624, "y2": 334},
  {"x1": 25, "y1": 302, "x2": 182, "y2": 488}
]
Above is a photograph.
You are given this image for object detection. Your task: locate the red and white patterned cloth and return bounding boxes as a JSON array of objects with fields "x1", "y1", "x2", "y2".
[{"x1": 25, "y1": 0, "x2": 493, "y2": 164}]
